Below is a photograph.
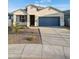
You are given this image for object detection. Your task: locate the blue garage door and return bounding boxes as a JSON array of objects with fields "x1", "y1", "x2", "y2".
[{"x1": 39, "y1": 17, "x2": 60, "y2": 26}]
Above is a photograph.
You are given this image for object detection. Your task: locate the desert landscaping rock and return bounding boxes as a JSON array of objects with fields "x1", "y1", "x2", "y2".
[{"x1": 8, "y1": 28, "x2": 42, "y2": 44}]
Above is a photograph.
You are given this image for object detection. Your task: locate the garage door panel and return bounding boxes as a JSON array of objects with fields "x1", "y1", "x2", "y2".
[{"x1": 39, "y1": 17, "x2": 60, "y2": 26}]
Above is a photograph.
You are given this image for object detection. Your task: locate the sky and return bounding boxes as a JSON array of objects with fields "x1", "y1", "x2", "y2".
[{"x1": 8, "y1": 0, "x2": 70, "y2": 12}]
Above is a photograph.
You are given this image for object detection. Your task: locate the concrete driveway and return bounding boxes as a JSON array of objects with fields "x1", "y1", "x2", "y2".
[
  {"x1": 8, "y1": 27, "x2": 70, "y2": 59},
  {"x1": 40, "y1": 27, "x2": 70, "y2": 59},
  {"x1": 40, "y1": 27, "x2": 70, "y2": 46}
]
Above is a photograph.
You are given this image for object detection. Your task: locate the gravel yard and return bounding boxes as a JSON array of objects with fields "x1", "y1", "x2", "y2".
[{"x1": 8, "y1": 28, "x2": 42, "y2": 44}]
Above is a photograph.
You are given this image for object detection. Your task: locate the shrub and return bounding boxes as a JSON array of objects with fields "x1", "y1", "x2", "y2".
[
  {"x1": 18, "y1": 25, "x2": 27, "y2": 29},
  {"x1": 12, "y1": 23, "x2": 19, "y2": 33},
  {"x1": 24, "y1": 36, "x2": 36, "y2": 41},
  {"x1": 26, "y1": 36, "x2": 33, "y2": 41}
]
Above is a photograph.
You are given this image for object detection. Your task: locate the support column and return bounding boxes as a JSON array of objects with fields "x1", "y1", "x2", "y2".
[
  {"x1": 35, "y1": 16, "x2": 39, "y2": 26},
  {"x1": 27, "y1": 15, "x2": 30, "y2": 27},
  {"x1": 13, "y1": 14, "x2": 16, "y2": 27},
  {"x1": 60, "y1": 15, "x2": 64, "y2": 26}
]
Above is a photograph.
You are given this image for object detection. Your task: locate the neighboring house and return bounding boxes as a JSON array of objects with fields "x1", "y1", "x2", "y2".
[
  {"x1": 8, "y1": 13, "x2": 13, "y2": 27},
  {"x1": 12, "y1": 4, "x2": 64, "y2": 27},
  {"x1": 64, "y1": 10, "x2": 70, "y2": 27}
]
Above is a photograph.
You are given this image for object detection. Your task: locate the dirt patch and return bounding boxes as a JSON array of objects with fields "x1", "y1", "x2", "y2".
[{"x1": 8, "y1": 28, "x2": 42, "y2": 44}]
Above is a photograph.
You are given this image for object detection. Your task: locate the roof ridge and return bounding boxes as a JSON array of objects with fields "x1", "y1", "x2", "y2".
[
  {"x1": 46, "y1": 6, "x2": 63, "y2": 13},
  {"x1": 26, "y1": 4, "x2": 45, "y2": 8}
]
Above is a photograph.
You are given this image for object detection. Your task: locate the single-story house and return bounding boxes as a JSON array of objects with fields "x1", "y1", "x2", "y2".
[{"x1": 12, "y1": 4, "x2": 64, "y2": 27}]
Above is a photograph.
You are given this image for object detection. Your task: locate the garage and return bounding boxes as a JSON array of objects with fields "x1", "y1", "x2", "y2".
[{"x1": 39, "y1": 17, "x2": 60, "y2": 26}]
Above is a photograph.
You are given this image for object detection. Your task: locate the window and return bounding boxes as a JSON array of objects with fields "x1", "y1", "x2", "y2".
[{"x1": 19, "y1": 15, "x2": 27, "y2": 22}]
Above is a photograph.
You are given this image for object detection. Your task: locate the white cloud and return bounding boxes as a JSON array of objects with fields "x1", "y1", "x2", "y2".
[
  {"x1": 34, "y1": 3, "x2": 47, "y2": 7},
  {"x1": 42, "y1": 0, "x2": 52, "y2": 3},
  {"x1": 34, "y1": 0, "x2": 52, "y2": 7},
  {"x1": 35, "y1": 0, "x2": 52, "y2": 4}
]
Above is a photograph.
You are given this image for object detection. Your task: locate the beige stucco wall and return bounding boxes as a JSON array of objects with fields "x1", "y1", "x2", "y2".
[
  {"x1": 27, "y1": 6, "x2": 37, "y2": 15},
  {"x1": 36, "y1": 8, "x2": 59, "y2": 16}
]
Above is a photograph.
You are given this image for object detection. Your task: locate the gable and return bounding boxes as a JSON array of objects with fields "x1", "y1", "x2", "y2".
[
  {"x1": 13, "y1": 9, "x2": 27, "y2": 15},
  {"x1": 26, "y1": 4, "x2": 45, "y2": 11},
  {"x1": 48, "y1": 7, "x2": 62, "y2": 13},
  {"x1": 27, "y1": 5, "x2": 38, "y2": 14}
]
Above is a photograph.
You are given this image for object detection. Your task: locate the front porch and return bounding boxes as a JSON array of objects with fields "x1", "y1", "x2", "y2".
[
  {"x1": 16, "y1": 15, "x2": 27, "y2": 25},
  {"x1": 13, "y1": 14, "x2": 38, "y2": 27}
]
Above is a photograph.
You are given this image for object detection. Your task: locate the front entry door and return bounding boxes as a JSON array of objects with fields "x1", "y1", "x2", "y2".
[{"x1": 30, "y1": 15, "x2": 35, "y2": 26}]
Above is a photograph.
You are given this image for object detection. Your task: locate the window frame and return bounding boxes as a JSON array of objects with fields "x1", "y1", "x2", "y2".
[{"x1": 17, "y1": 15, "x2": 27, "y2": 22}]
